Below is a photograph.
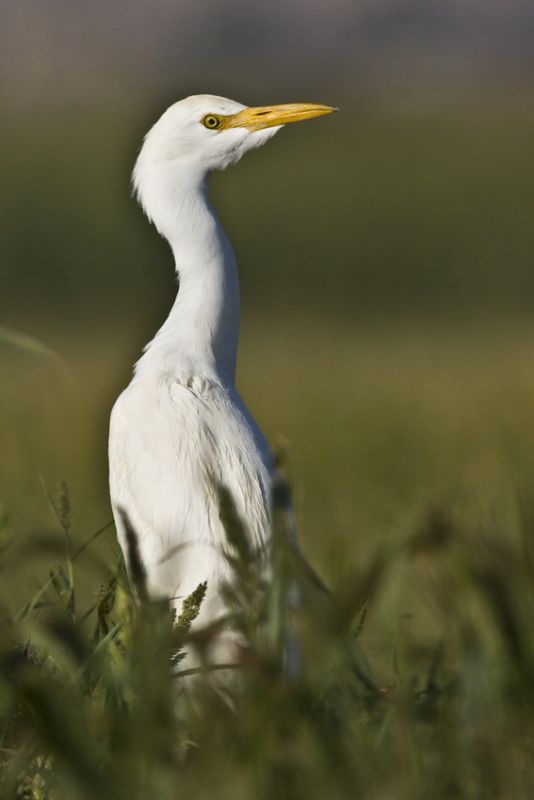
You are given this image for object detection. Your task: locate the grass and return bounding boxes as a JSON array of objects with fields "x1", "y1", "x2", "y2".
[
  {"x1": 2, "y1": 449, "x2": 534, "y2": 798},
  {"x1": 2, "y1": 318, "x2": 534, "y2": 796}
]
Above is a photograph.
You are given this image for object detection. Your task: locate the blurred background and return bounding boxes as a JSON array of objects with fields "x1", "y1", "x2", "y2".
[{"x1": 2, "y1": 0, "x2": 534, "y2": 599}]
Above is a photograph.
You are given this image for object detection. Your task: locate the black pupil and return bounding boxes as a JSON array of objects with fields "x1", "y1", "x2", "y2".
[{"x1": 208, "y1": 117, "x2": 217, "y2": 127}]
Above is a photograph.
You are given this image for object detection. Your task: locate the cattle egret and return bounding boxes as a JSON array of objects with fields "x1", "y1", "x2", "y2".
[{"x1": 108, "y1": 95, "x2": 336, "y2": 659}]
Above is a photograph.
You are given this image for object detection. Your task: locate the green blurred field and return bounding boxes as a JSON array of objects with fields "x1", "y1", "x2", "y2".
[
  {"x1": 3, "y1": 104, "x2": 534, "y2": 797},
  {"x1": 3, "y1": 317, "x2": 534, "y2": 598},
  {"x1": 3, "y1": 103, "x2": 534, "y2": 612},
  {"x1": 3, "y1": 104, "x2": 534, "y2": 321}
]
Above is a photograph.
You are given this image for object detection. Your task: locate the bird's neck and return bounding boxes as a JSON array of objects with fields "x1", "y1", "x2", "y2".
[{"x1": 135, "y1": 169, "x2": 240, "y2": 385}]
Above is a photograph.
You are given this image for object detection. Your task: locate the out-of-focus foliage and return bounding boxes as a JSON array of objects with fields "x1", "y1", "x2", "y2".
[
  {"x1": 2, "y1": 480, "x2": 534, "y2": 799},
  {"x1": 3, "y1": 319, "x2": 534, "y2": 585}
]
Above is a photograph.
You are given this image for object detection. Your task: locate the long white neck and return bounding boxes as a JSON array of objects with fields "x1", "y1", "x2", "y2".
[{"x1": 135, "y1": 163, "x2": 240, "y2": 386}]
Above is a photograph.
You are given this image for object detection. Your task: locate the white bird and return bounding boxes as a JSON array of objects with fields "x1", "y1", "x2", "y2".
[{"x1": 108, "y1": 95, "x2": 336, "y2": 659}]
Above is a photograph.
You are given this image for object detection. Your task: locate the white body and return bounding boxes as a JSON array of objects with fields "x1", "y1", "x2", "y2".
[
  {"x1": 109, "y1": 96, "x2": 279, "y2": 633},
  {"x1": 109, "y1": 94, "x2": 334, "y2": 645},
  {"x1": 109, "y1": 208, "x2": 273, "y2": 623},
  {"x1": 109, "y1": 368, "x2": 272, "y2": 625}
]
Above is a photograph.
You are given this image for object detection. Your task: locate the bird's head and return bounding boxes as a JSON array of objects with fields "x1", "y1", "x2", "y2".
[{"x1": 133, "y1": 94, "x2": 336, "y2": 234}]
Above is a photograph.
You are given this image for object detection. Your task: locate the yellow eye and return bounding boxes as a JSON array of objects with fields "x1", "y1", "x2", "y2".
[{"x1": 202, "y1": 114, "x2": 222, "y2": 130}]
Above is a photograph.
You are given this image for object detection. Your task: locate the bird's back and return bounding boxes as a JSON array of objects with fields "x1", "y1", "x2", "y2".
[{"x1": 109, "y1": 370, "x2": 272, "y2": 627}]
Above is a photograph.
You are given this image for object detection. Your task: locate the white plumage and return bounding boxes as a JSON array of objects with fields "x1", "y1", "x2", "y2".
[{"x1": 108, "y1": 94, "x2": 336, "y2": 652}]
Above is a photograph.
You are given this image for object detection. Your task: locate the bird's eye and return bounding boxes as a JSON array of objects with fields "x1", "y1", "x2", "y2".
[{"x1": 202, "y1": 114, "x2": 222, "y2": 130}]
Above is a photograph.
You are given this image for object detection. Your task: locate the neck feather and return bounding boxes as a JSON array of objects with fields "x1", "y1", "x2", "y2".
[{"x1": 135, "y1": 163, "x2": 240, "y2": 385}]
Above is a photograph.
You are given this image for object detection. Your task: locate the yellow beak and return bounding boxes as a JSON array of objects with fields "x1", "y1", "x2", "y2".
[{"x1": 224, "y1": 103, "x2": 338, "y2": 132}]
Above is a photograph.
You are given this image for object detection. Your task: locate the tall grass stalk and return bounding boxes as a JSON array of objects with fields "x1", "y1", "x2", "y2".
[{"x1": 2, "y1": 483, "x2": 534, "y2": 798}]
